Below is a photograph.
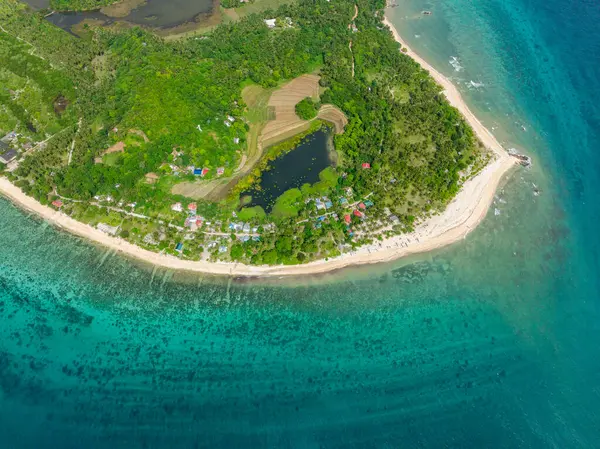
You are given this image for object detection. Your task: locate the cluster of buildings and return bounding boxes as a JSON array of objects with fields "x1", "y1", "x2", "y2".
[
  {"x1": 342, "y1": 201, "x2": 374, "y2": 237},
  {"x1": 172, "y1": 202, "x2": 205, "y2": 232},
  {"x1": 191, "y1": 166, "x2": 225, "y2": 177},
  {"x1": 315, "y1": 197, "x2": 334, "y2": 211},
  {"x1": 224, "y1": 115, "x2": 236, "y2": 128},
  {"x1": 228, "y1": 221, "x2": 257, "y2": 234},
  {"x1": 0, "y1": 132, "x2": 23, "y2": 168},
  {"x1": 304, "y1": 187, "x2": 377, "y2": 238},
  {"x1": 166, "y1": 151, "x2": 226, "y2": 179}
]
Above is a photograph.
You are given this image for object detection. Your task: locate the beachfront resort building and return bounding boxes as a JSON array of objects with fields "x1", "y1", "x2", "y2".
[
  {"x1": 97, "y1": 223, "x2": 119, "y2": 236},
  {"x1": 0, "y1": 141, "x2": 17, "y2": 165}
]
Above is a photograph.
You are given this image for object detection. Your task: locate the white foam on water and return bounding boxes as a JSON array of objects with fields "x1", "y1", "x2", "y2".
[
  {"x1": 449, "y1": 56, "x2": 463, "y2": 72},
  {"x1": 468, "y1": 80, "x2": 485, "y2": 89}
]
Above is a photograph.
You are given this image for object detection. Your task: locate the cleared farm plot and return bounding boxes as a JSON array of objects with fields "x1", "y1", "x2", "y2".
[
  {"x1": 260, "y1": 74, "x2": 321, "y2": 147},
  {"x1": 172, "y1": 75, "x2": 347, "y2": 201},
  {"x1": 317, "y1": 104, "x2": 348, "y2": 134}
]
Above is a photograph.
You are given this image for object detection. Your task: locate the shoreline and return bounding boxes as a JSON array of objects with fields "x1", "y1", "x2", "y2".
[{"x1": 0, "y1": 14, "x2": 517, "y2": 278}]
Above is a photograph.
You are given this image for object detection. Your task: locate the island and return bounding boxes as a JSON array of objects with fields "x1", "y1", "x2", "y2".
[{"x1": 0, "y1": 0, "x2": 518, "y2": 276}]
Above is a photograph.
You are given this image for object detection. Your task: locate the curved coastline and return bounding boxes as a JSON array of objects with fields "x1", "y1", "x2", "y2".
[{"x1": 0, "y1": 15, "x2": 517, "y2": 278}]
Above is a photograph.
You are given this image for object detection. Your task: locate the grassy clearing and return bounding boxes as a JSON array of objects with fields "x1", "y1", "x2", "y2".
[
  {"x1": 221, "y1": 0, "x2": 298, "y2": 22},
  {"x1": 271, "y1": 187, "x2": 302, "y2": 218},
  {"x1": 299, "y1": 167, "x2": 338, "y2": 196},
  {"x1": 242, "y1": 83, "x2": 274, "y2": 167},
  {"x1": 238, "y1": 205, "x2": 266, "y2": 221},
  {"x1": 102, "y1": 152, "x2": 122, "y2": 166},
  {"x1": 50, "y1": 0, "x2": 119, "y2": 11}
]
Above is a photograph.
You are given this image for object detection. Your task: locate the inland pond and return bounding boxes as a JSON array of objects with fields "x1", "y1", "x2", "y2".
[{"x1": 241, "y1": 128, "x2": 334, "y2": 213}]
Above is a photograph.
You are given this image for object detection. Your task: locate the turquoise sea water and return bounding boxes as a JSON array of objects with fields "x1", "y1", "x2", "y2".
[{"x1": 1, "y1": 0, "x2": 600, "y2": 447}]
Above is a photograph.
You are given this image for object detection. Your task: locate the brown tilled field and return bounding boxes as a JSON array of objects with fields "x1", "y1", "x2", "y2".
[
  {"x1": 260, "y1": 74, "x2": 321, "y2": 147},
  {"x1": 317, "y1": 104, "x2": 348, "y2": 134}
]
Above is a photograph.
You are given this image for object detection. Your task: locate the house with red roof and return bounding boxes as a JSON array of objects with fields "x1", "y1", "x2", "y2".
[
  {"x1": 361, "y1": 162, "x2": 371, "y2": 169},
  {"x1": 187, "y1": 202, "x2": 197, "y2": 212},
  {"x1": 353, "y1": 209, "x2": 363, "y2": 218},
  {"x1": 51, "y1": 200, "x2": 63, "y2": 209},
  {"x1": 344, "y1": 214, "x2": 352, "y2": 224},
  {"x1": 358, "y1": 202, "x2": 366, "y2": 210}
]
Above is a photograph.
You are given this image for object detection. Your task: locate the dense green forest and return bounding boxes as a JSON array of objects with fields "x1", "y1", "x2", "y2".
[
  {"x1": 295, "y1": 97, "x2": 318, "y2": 120},
  {"x1": 0, "y1": 0, "x2": 484, "y2": 265}
]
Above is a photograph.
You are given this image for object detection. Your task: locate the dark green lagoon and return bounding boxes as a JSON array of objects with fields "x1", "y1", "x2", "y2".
[{"x1": 242, "y1": 128, "x2": 333, "y2": 213}]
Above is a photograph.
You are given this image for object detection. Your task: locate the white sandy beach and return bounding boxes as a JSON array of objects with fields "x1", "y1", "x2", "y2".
[{"x1": 0, "y1": 15, "x2": 517, "y2": 278}]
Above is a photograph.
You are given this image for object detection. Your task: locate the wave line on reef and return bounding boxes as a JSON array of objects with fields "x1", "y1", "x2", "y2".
[
  {"x1": 149, "y1": 265, "x2": 159, "y2": 286},
  {"x1": 97, "y1": 248, "x2": 115, "y2": 268}
]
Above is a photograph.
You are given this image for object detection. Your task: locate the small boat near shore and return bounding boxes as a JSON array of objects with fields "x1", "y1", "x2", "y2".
[{"x1": 422, "y1": 11, "x2": 432, "y2": 15}]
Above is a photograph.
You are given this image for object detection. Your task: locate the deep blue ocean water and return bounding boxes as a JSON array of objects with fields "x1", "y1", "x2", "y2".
[{"x1": 1, "y1": 0, "x2": 600, "y2": 447}]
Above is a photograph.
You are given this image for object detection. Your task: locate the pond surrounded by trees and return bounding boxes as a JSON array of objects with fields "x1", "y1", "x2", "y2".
[
  {"x1": 242, "y1": 129, "x2": 334, "y2": 214},
  {"x1": 24, "y1": 0, "x2": 213, "y2": 31}
]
